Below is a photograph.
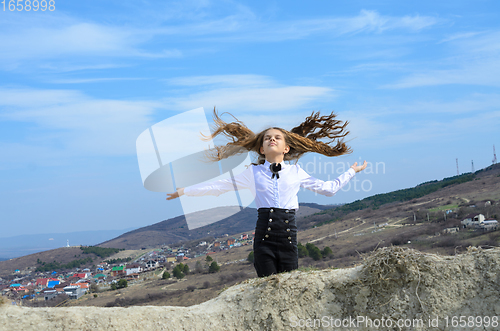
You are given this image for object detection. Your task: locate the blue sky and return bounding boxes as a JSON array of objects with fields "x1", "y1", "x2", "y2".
[{"x1": 1, "y1": 0, "x2": 499, "y2": 238}]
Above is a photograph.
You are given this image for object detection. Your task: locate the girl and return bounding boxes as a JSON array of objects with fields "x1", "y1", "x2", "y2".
[{"x1": 167, "y1": 110, "x2": 367, "y2": 277}]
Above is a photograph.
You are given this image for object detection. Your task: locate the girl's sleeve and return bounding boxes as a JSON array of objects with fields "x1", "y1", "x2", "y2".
[
  {"x1": 298, "y1": 166, "x2": 356, "y2": 197},
  {"x1": 183, "y1": 166, "x2": 254, "y2": 197}
]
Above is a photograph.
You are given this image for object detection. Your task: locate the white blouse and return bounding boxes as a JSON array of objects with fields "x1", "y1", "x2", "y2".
[{"x1": 183, "y1": 160, "x2": 356, "y2": 210}]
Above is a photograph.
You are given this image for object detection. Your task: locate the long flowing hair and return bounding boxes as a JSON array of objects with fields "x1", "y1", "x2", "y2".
[{"x1": 202, "y1": 108, "x2": 352, "y2": 164}]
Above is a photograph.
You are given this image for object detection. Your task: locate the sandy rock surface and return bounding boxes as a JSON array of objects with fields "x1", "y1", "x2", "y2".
[{"x1": 2, "y1": 247, "x2": 500, "y2": 331}]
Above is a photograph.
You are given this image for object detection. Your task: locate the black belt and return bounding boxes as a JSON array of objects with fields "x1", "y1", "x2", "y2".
[{"x1": 255, "y1": 208, "x2": 297, "y2": 241}]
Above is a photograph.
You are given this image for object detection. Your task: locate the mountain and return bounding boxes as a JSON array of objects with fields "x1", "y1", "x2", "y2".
[
  {"x1": 0, "y1": 229, "x2": 135, "y2": 260},
  {"x1": 98, "y1": 164, "x2": 500, "y2": 250},
  {"x1": 98, "y1": 203, "x2": 324, "y2": 250}
]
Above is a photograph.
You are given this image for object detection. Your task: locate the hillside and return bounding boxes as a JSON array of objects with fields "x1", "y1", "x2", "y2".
[
  {"x1": 0, "y1": 247, "x2": 94, "y2": 279},
  {"x1": 298, "y1": 163, "x2": 500, "y2": 230},
  {"x1": 2, "y1": 246, "x2": 500, "y2": 330},
  {"x1": 2, "y1": 164, "x2": 498, "y2": 279},
  {"x1": 98, "y1": 204, "x2": 323, "y2": 250}
]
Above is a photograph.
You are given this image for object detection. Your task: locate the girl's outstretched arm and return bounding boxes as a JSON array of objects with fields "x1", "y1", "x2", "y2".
[
  {"x1": 350, "y1": 160, "x2": 367, "y2": 173},
  {"x1": 166, "y1": 188, "x2": 184, "y2": 200}
]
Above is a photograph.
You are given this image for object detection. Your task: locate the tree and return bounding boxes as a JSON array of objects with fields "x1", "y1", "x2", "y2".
[
  {"x1": 117, "y1": 279, "x2": 128, "y2": 289},
  {"x1": 297, "y1": 243, "x2": 309, "y2": 258},
  {"x1": 206, "y1": 255, "x2": 213, "y2": 263},
  {"x1": 172, "y1": 264, "x2": 185, "y2": 279},
  {"x1": 162, "y1": 271, "x2": 170, "y2": 279},
  {"x1": 247, "y1": 251, "x2": 254, "y2": 263},
  {"x1": 182, "y1": 264, "x2": 189, "y2": 275},
  {"x1": 208, "y1": 261, "x2": 220, "y2": 273},
  {"x1": 306, "y1": 243, "x2": 322, "y2": 261},
  {"x1": 321, "y1": 246, "x2": 333, "y2": 258},
  {"x1": 90, "y1": 284, "x2": 99, "y2": 293},
  {"x1": 195, "y1": 261, "x2": 204, "y2": 273},
  {"x1": 110, "y1": 283, "x2": 117, "y2": 291}
]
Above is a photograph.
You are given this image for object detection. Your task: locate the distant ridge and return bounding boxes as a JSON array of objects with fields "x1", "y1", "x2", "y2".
[
  {"x1": 98, "y1": 206, "x2": 258, "y2": 250},
  {"x1": 98, "y1": 203, "x2": 325, "y2": 250}
]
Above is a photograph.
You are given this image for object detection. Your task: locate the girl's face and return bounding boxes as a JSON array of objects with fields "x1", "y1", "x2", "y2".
[{"x1": 260, "y1": 128, "x2": 290, "y2": 157}]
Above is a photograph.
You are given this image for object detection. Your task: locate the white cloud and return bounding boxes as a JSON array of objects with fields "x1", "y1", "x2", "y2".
[
  {"x1": 48, "y1": 77, "x2": 147, "y2": 84},
  {"x1": 0, "y1": 9, "x2": 439, "y2": 69},
  {"x1": 340, "y1": 97, "x2": 500, "y2": 149},
  {"x1": 165, "y1": 86, "x2": 333, "y2": 112},
  {"x1": 0, "y1": 88, "x2": 161, "y2": 158},
  {"x1": 165, "y1": 74, "x2": 274, "y2": 87},
  {"x1": 164, "y1": 74, "x2": 334, "y2": 113},
  {"x1": 0, "y1": 15, "x2": 180, "y2": 68},
  {"x1": 384, "y1": 30, "x2": 500, "y2": 88},
  {"x1": 192, "y1": 10, "x2": 439, "y2": 42}
]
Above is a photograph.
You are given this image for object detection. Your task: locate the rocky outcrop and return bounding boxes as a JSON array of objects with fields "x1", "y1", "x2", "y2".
[{"x1": 2, "y1": 247, "x2": 500, "y2": 331}]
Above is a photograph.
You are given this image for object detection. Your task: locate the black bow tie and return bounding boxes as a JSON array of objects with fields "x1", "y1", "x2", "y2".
[{"x1": 270, "y1": 163, "x2": 282, "y2": 179}]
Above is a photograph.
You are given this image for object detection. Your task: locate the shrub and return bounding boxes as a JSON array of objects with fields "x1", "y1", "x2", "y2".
[
  {"x1": 182, "y1": 264, "x2": 189, "y2": 275},
  {"x1": 306, "y1": 243, "x2": 322, "y2": 261},
  {"x1": 172, "y1": 265, "x2": 185, "y2": 279},
  {"x1": 117, "y1": 279, "x2": 128, "y2": 289},
  {"x1": 209, "y1": 261, "x2": 220, "y2": 273},
  {"x1": 247, "y1": 251, "x2": 254, "y2": 263},
  {"x1": 297, "y1": 243, "x2": 308, "y2": 258},
  {"x1": 321, "y1": 246, "x2": 333, "y2": 257},
  {"x1": 162, "y1": 271, "x2": 170, "y2": 279},
  {"x1": 186, "y1": 285, "x2": 196, "y2": 292},
  {"x1": 90, "y1": 284, "x2": 99, "y2": 293},
  {"x1": 194, "y1": 261, "x2": 204, "y2": 273}
]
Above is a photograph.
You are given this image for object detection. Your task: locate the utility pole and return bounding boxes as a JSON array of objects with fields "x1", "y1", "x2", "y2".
[
  {"x1": 456, "y1": 158, "x2": 459, "y2": 175},
  {"x1": 493, "y1": 145, "x2": 498, "y2": 164},
  {"x1": 471, "y1": 160, "x2": 474, "y2": 173}
]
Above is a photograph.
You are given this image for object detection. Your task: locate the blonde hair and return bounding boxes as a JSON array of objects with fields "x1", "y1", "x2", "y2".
[{"x1": 202, "y1": 108, "x2": 351, "y2": 164}]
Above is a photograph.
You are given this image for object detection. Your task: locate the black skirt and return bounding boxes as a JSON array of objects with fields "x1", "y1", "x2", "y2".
[{"x1": 253, "y1": 208, "x2": 298, "y2": 277}]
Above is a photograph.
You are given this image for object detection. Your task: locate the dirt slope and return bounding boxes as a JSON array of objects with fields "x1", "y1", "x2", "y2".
[{"x1": 2, "y1": 246, "x2": 500, "y2": 331}]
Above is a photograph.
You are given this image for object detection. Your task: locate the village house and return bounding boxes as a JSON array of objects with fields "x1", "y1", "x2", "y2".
[
  {"x1": 47, "y1": 279, "x2": 60, "y2": 288},
  {"x1": 145, "y1": 260, "x2": 159, "y2": 269},
  {"x1": 125, "y1": 263, "x2": 143, "y2": 275},
  {"x1": 93, "y1": 273, "x2": 107, "y2": 283},
  {"x1": 443, "y1": 227, "x2": 460, "y2": 234},
  {"x1": 63, "y1": 285, "x2": 85, "y2": 300},
  {"x1": 477, "y1": 219, "x2": 499, "y2": 231},
  {"x1": 35, "y1": 278, "x2": 58, "y2": 289},
  {"x1": 166, "y1": 255, "x2": 176, "y2": 263},
  {"x1": 73, "y1": 273, "x2": 88, "y2": 280},
  {"x1": 111, "y1": 266, "x2": 126, "y2": 277},
  {"x1": 43, "y1": 289, "x2": 58, "y2": 301},
  {"x1": 461, "y1": 214, "x2": 485, "y2": 228},
  {"x1": 53, "y1": 282, "x2": 71, "y2": 293}
]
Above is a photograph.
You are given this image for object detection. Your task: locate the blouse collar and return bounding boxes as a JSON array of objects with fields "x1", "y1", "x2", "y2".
[{"x1": 263, "y1": 159, "x2": 287, "y2": 170}]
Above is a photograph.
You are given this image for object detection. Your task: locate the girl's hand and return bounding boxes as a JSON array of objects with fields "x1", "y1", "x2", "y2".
[
  {"x1": 351, "y1": 160, "x2": 367, "y2": 173},
  {"x1": 166, "y1": 188, "x2": 184, "y2": 200}
]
